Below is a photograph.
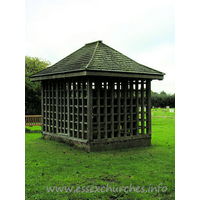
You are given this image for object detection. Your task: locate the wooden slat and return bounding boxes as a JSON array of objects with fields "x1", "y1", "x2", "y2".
[
  {"x1": 56, "y1": 80, "x2": 59, "y2": 134},
  {"x1": 97, "y1": 79, "x2": 100, "y2": 140},
  {"x1": 45, "y1": 81, "x2": 47, "y2": 132},
  {"x1": 117, "y1": 81, "x2": 121, "y2": 138},
  {"x1": 147, "y1": 79, "x2": 151, "y2": 135},
  {"x1": 104, "y1": 81, "x2": 108, "y2": 139},
  {"x1": 41, "y1": 81, "x2": 44, "y2": 132},
  {"x1": 135, "y1": 79, "x2": 139, "y2": 135},
  {"x1": 141, "y1": 79, "x2": 144, "y2": 135},
  {"x1": 52, "y1": 81, "x2": 54, "y2": 133},
  {"x1": 130, "y1": 79, "x2": 133, "y2": 136},
  {"x1": 111, "y1": 79, "x2": 114, "y2": 139},
  {"x1": 81, "y1": 78, "x2": 84, "y2": 139},
  {"x1": 72, "y1": 79, "x2": 75, "y2": 138},
  {"x1": 87, "y1": 79, "x2": 92, "y2": 141},
  {"x1": 48, "y1": 81, "x2": 51, "y2": 132},
  {"x1": 63, "y1": 80, "x2": 66, "y2": 134},
  {"x1": 77, "y1": 81, "x2": 79, "y2": 138},
  {"x1": 124, "y1": 80, "x2": 127, "y2": 137},
  {"x1": 59, "y1": 80, "x2": 61, "y2": 133},
  {"x1": 25, "y1": 115, "x2": 42, "y2": 117},
  {"x1": 67, "y1": 79, "x2": 70, "y2": 136}
]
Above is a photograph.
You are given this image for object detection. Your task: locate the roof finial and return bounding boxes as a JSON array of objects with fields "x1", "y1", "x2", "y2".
[{"x1": 85, "y1": 40, "x2": 102, "y2": 45}]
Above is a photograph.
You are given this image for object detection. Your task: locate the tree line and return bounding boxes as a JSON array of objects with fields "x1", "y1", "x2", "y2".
[
  {"x1": 25, "y1": 56, "x2": 175, "y2": 115},
  {"x1": 151, "y1": 91, "x2": 175, "y2": 108}
]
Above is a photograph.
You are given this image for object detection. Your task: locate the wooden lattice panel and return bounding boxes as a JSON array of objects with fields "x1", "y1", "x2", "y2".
[{"x1": 41, "y1": 77, "x2": 151, "y2": 143}]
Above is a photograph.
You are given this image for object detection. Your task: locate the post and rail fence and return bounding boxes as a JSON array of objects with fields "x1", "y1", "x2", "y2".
[{"x1": 25, "y1": 115, "x2": 42, "y2": 126}]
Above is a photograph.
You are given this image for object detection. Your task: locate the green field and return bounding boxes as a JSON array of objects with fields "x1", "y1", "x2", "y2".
[{"x1": 25, "y1": 108, "x2": 175, "y2": 199}]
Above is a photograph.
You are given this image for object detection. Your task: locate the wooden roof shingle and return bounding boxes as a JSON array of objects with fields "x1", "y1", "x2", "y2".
[{"x1": 30, "y1": 40, "x2": 165, "y2": 81}]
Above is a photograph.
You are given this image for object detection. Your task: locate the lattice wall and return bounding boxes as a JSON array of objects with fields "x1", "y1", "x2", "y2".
[
  {"x1": 41, "y1": 77, "x2": 151, "y2": 142},
  {"x1": 90, "y1": 77, "x2": 151, "y2": 141}
]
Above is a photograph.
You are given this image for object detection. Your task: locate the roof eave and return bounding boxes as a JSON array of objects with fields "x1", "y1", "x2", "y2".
[{"x1": 30, "y1": 70, "x2": 164, "y2": 82}]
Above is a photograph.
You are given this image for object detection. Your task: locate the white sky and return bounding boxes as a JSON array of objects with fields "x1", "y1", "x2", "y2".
[{"x1": 25, "y1": 0, "x2": 175, "y2": 94}]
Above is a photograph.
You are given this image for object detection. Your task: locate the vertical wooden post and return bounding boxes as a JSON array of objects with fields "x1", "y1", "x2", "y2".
[
  {"x1": 147, "y1": 80, "x2": 151, "y2": 135},
  {"x1": 141, "y1": 79, "x2": 144, "y2": 135},
  {"x1": 81, "y1": 78, "x2": 84, "y2": 139},
  {"x1": 117, "y1": 81, "x2": 121, "y2": 138},
  {"x1": 104, "y1": 81, "x2": 108, "y2": 139},
  {"x1": 59, "y1": 80, "x2": 63, "y2": 133},
  {"x1": 124, "y1": 80, "x2": 127, "y2": 137},
  {"x1": 130, "y1": 79, "x2": 133, "y2": 137},
  {"x1": 41, "y1": 81, "x2": 44, "y2": 133},
  {"x1": 97, "y1": 79, "x2": 100, "y2": 140},
  {"x1": 45, "y1": 81, "x2": 47, "y2": 132},
  {"x1": 56, "y1": 80, "x2": 59, "y2": 134},
  {"x1": 87, "y1": 78, "x2": 92, "y2": 141},
  {"x1": 67, "y1": 79, "x2": 70, "y2": 136},
  {"x1": 48, "y1": 81, "x2": 51, "y2": 132},
  {"x1": 135, "y1": 80, "x2": 139, "y2": 135},
  {"x1": 77, "y1": 81, "x2": 79, "y2": 138},
  {"x1": 111, "y1": 79, "x2": 114, "y2": 139},
  {"x1": 52, "y1": 81, "x2": 54, "y2": 133},
  {"x1": 63, "y1": 80, "x2": 66, "y2": 134},
  {"x1": 72, "y1": 79, "x2": 75, "y2": 138}
]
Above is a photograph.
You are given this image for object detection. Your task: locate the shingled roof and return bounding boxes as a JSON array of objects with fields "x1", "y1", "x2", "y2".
[{"x1": 30, "y1": 40, "x2": 165, "y2": 81}]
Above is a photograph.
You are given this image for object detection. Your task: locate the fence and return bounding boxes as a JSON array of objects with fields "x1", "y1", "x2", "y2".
[{"x1": 25, "y1": 115, "x2": 41, "y2": 126}]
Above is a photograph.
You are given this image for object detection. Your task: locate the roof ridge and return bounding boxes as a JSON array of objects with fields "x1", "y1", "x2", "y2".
[{"x1": 85, "y1": 41, "x2": 100, "y2": 69}]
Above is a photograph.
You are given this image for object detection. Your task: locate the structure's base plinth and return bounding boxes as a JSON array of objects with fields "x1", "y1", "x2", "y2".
[
  {"x1": 42, "y1": 133, "x2": 151, "y2": 152},
  {"x1": 89, "y1": 138, "x2": 151, "y2": 151}
]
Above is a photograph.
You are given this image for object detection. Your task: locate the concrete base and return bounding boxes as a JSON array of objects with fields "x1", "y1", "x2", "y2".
[
  {"x1": 89, "y1": 138, "x2": 151, "y2": 152},
  {"x1": 42, "y1": 134, "x2": 151, "y2": 152}
]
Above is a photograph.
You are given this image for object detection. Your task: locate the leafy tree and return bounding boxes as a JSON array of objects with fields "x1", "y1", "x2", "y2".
[
  {"x1": 151, "y1": 91, "x2": 175, "y2": 108},
  {"x1": 25, "y1": 56, "x2": 51, "y2": 115}
]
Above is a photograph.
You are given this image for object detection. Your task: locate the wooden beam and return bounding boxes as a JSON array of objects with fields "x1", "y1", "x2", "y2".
[
  {"x1": 48, "y1": 81, "x2": 51, "y2": 132},
  {"x1": 97, "y1": 79, "x2": 100, "y2": 140},
  {"x1": 63, "y1": 80, "x2": 66, "y2": 134},
  {"x1": 40, "y1": 82, "x2": 44, "y2": 131},
  {"x1": 124, "y1": 80, "x2": 127, "y2": 137},
  {"x1": 117, "y1": 81, "x2": 121, "y2": 138},
  {"x1": 130, "y1": 79, "x2": 133, "y2": 137},
  {"x1": 67, "y1": 79, "x2": 70, "y2": 136},
  {"x1": 45, "y1": 81, "x2": 47, "y2": 132},
  {"x1": 141, "y1": 79, "x2": 144, "y2": 135},
  {"x1": 147, "y1": 80, "x2": 151, "y2": 135},
  {"x1": 87, "y1": 79, "x2": 92, "y2": 141},
  {"x1": 77, "y1": 81, "x2": 79, "y2": 138},
  {"x1": 72, "y1": 79, "x2": 75, "y2": 138},
  {"x1": 104, "y1": 81, "x2": 108, "y2": 139},
  {"x1": 111, "y1": 79, "x2": 114, "y2": 139},
  {"x1": 135, "y1": 80, "x2": 139, "y2": 135},
  {"x1": 81, "y1": 78, "x2": 84, "y2": 140},
  {"x1": 56, "y1": 80, "x2": 59, "y2": 134},
  {"x1": 52, "y1": 80, "x2": 54, "y2": 133}
]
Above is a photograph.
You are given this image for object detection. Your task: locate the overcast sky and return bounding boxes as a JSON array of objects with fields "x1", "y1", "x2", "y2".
[{"x1": 25, "y1": 0, "x2": 175, "y2": 94}]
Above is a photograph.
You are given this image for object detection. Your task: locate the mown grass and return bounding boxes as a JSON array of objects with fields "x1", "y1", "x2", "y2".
[
  {"x1": 25, "y1": 126, "x2": 41, "y2": 133},
  {"x1": 25, "y1": 108, "x2": 175, "y2": 200}
]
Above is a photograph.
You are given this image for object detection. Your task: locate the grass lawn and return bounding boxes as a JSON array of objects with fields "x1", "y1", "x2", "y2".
[
  {"x1": 25, "y1": 108, "x2": 175, "y2": 200},
  {"x1": 25, "y1": 126, "x2": 41, "y2": 133}
]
